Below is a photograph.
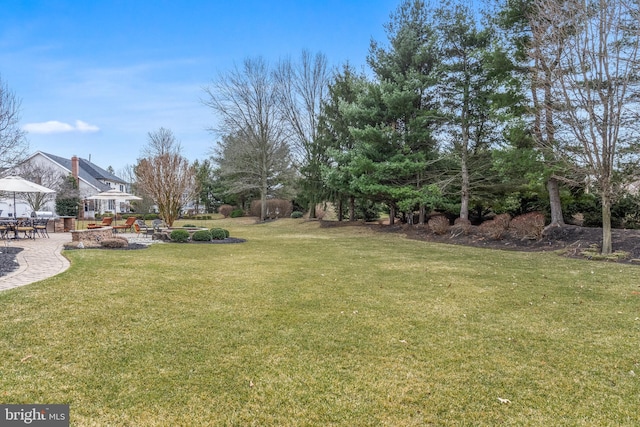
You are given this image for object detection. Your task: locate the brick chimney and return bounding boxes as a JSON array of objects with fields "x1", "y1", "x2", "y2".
[{"x1": 71, "y1": 155, "x2": 80, "y2": 187}]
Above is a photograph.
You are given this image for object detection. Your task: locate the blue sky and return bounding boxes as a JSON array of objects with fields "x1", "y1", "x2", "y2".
[{"x1": 1, "y1": 0, "x2": 397, "y2": 175}]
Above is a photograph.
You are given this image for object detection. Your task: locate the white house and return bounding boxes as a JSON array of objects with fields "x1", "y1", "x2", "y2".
[{"x1": 0, "y1": 151, "x2": 133, "y2": 218}]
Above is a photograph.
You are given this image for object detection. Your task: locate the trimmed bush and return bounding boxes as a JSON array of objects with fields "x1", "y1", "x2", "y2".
[
  {"x1": 100, "y1": 238, "x2": 128, "y2": 248},
  {"x1": 428, "y1": 215, "x2": 450, "y2": 235},
  {"x1": 451, "y1": 217, "x2": 471, "y2": 236},
  {"x1": 170, "y1": 229, "x2": 190, "y2": 243},
  {"x1": 493, "y1": 213, "x2": 511, "y2": 229},
  {"x1": 291, "y1": 211, "x2": 304, "y2": 219},
  {"x1": 183, "y1": 224, "x2": 197, "y2": 228},
  {"x1": 192, "y1": 230, "x2": 212, "y2": 241},
  {"x1": 510, "y1": 212, "x2": 545, "y2": 240},
  {"x1": 219, "y1": 204, "x2": 233, "y2": 218},
  {"x1": 210, "y1": 228, "x2": 228, "y2": 240},
  {"x1": 478, "y1": 220, "x2": 507, "y2": 240},
  {"x1": 230, "y1": 209, "x2": 244, "y2": 218}
]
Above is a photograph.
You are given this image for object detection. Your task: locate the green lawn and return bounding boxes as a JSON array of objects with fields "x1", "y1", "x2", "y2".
[{"x1": 1, "y1": 218, "x2": 639, "y2": 425}]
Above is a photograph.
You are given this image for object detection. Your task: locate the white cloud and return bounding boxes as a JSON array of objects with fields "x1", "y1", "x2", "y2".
[
  {"x1": 23, "y1": 120, "x2": 100, "y2": 134},
  {"x1": 74, "y1": 120, "x2": 100, "y2": 132}
]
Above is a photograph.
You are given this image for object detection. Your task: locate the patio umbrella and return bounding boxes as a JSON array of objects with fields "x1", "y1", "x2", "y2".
[
  {"x1": 87, "y1": 189, "x2": 142, "y2": 224},
  {"x1": 0, "y1": 176, "x2": 56, "y2": 218}
]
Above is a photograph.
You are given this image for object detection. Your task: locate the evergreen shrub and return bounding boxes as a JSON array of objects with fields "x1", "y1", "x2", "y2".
[
  {"x1": 192, "y1": 230, "x2": 212, "y2": 241},
  {"x1": 170, "y1": 229, "x2": 190, "y2": 242},
  {"x1": 230, "y1": 209, "x2": 243, "y2": 218},
  {"x1": 210, "y1": 228, "x2": 228, "y2": 240},
  {"x1": 291, "y1": 211, "x2": 304, "y2": 219}
]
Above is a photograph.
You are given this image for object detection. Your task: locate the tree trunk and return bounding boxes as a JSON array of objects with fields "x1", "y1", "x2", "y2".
[
  {"x1": 389, "y1": 204, "x2": 395, "y2": 226},
  {"x1": 419, "y1": 205, "x2": 426, "y2": 224},
  {"x1": 601, "y1": 191, "x2": 612, "y2": 255},
  {"x1": 260, "y1": 187, "x2": 268, "y2": 221},
  {"x1": 337, "y1": 198, "x2": 343, "y2": 222},
  {"x1": 547, "y1": 177, "x2": 565, "y2": 226},
  {"x1": 460, "y1": 151, "x2": 469, "y2": 221},
  {"x1": 308, "y1": 200, "x2": 317, "y2": 219},
  {"x1": 349, "y1": 196, "x2": 355, "y2": 222}
]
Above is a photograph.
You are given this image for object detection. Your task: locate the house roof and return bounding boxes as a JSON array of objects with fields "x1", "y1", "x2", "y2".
[{"x1": 36, "y1": 151, "x2": 125, "y2": 191}]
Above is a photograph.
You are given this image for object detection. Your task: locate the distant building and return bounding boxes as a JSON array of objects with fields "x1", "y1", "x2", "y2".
[{"x1": 0, "y1": 151, "x2": 132, "y2": 218}]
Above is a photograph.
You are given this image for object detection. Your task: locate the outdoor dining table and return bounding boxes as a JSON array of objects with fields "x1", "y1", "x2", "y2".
[{"x1": 0, "y1": 218, "x2": 37, "y2": 239}]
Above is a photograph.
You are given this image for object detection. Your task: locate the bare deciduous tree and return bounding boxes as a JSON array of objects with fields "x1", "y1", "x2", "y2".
[
  {"x1": 532, "y1": 0, "x2": 640, "y2": 254},
  {"x1": 135, "y1": 128, "x2": 194, "y2": 227},
  {"x1": 0, "y1": 75, "x2": 29, "y2": 169},
  {"x1": 275, "y1": 50, "x2": 329, "y2": 218},
  {"x1": 118, "y1": 164, "x2": 155, "y2": 214},
  {"x1": 203, "y1": 57, "x2": 293, "y2": 221},
  {"x1": 13, "y1": 162, "x2": 64, "y2": 212}
]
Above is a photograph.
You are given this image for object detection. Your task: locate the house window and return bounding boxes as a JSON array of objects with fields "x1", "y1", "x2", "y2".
[{"x1": 119, "y1": 184, "x2": 124, "y2": 192}]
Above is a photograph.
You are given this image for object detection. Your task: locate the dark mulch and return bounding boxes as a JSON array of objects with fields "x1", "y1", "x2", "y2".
[
  {"x1": 0, "y1": 247, "x2": 23, "y2": 277},
  {"x1": 189, "y1": 238, "x2": 247, "y2": 244},
  {"x1": 321, "y1": 220, "x2": 640, "y2": 264}
]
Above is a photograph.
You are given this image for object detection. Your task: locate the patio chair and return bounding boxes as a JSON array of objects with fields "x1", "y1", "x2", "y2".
[
  {"x1": 0, "y1": 220, "x2": 11, "y2": 239},
  {"x1": 87, "y1": 217, "x2": 113, "y2": 229},
  {"x1": 152, "y1": 219, "x2": 164, "y2": 232},
  {"x1": 15, "y1": 219, "x2": 35, "y2": 239},
  {"x1": 112, "y1": 216, "x2": 137, "y2": 233},
  {"x1": 135, "y1": 219, "x2": 154, "y2": 237},
  {"x1": 33, "y1": 218, "x2": 49, "y2": 238}
]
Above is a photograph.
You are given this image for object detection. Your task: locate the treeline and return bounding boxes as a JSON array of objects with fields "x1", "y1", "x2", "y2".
[{"x1": 198, "y1": 0, "x2": 640, "y2": 255}]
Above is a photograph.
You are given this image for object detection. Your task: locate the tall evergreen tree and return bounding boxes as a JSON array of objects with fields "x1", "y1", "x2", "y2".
[
  {"x1": 496, "y1": 0, "x2": 570, "y2": 226},
  {"x1": 319, "y1": 64, "x2": 364, "y2": 221},
  {"x1": 434, "y1": 2, "x2": 522, "y2": 220},
  {"x1": 338, "y1": 0, "x2": 442, "y2": 224}
]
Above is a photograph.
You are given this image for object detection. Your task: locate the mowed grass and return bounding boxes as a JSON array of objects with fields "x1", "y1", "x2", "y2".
[{"x1": 1, "y1": 218, "x2": 639, "y2": 426}]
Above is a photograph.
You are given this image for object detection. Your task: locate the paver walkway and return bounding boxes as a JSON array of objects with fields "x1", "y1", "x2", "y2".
[{"x1": 0, "y1": 233, "x2": 71, "y2": 291}]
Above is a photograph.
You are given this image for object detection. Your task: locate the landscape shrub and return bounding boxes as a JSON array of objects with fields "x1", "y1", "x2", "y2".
[
  {"x1": 493, "y1": 213, "x2": 511, "y2": 229},
  {"x1": 230, "y1": 209, "x2": 244, "y2": 218},
  {"x1": 291, "y1": 211, "x2": 304, "y2": 219},
  {"x1": 219, "y1": 204, "x2": 233, "y2": 218},
  {"x1": 451, "y1": 217, "x2": 471, "y2": 236},
  {"x1": 210, "y1": 228, "x2": 228, "y2": 240},
  {"x1": 170, "y1": 229, "x2": 190, "y2": 243},
  {"x1": 250, "y1": 199, "x2": 293, "y2": 219},
  {"x1": 100, "y1": 238, "x2": 128, "y2": 248},
  {"x1": 192, "y1": 230, "x2": 212, "y2": 241},
  {"x1": 143, "y1": 213, "x2": 159, "y2": 220},
  {"x1": 509, "y1": 211, "x2": 546, "y2": 240},
  {"x1": 428, "y1": 215, "x2": 450, "y2": 235},
  {"x1": 183, "y1": 224, "x2": 197, "y2": 228},
  {"x1": 478, "y1": 220, "x2": 508, "y2": 240}
]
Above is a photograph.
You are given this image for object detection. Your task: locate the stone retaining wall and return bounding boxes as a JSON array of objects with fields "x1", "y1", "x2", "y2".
[{"x1": 70, "y1": 227, "x2": 114, "y2": 247}]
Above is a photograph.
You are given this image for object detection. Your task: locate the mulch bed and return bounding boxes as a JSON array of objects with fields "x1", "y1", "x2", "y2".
[
  {"x1": 0, "y1": 247, "x2": 23, "y2": 277},
  {"x1": 321, "y1": 220, "x2": 640, "y2": 264}
]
